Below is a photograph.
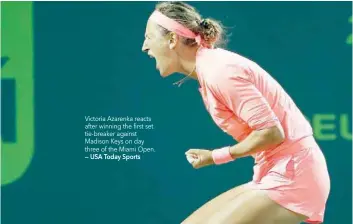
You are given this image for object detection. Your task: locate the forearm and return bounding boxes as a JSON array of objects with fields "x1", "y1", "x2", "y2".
[{"x1": 229, "y1": 125, "x2": 285, "y2": 159}]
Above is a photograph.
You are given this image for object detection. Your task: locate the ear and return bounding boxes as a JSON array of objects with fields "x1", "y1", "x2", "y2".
[{"x1": 168, "y1": 32, "x2": 178, "y2": 49}]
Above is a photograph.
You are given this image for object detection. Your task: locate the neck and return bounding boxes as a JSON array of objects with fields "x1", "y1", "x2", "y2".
[{"x1": 177, "y1": 46, "x2": 200, "y2": 80}]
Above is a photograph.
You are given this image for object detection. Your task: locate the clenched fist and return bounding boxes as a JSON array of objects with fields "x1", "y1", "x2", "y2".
[{"x1": 185, "y1": 149, "x2": 215, "y2": 169}]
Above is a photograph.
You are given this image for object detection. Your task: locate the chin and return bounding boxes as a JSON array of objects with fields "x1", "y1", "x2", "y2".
[{"x1": 159, "y1": 69, "x2": 173, "y2": 78}]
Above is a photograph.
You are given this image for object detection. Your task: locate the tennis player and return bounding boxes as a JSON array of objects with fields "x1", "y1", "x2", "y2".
[{"x1": 142, "y1": 2, "x2": 330, "y2": 224}]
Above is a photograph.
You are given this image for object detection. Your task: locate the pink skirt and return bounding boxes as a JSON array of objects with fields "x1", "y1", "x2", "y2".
[{"x1": 248, "y1": 136, "x2": 331, "y2": 223}]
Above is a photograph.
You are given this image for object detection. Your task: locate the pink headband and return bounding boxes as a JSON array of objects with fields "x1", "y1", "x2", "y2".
[{"x1": 149, "y1": 10, "x2": 203, "y2": 46}]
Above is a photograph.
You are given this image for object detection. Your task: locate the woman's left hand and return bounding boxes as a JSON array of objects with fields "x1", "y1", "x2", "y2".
[{"x1": 185, "y1": 149, "x2": 214, "y2": 169}]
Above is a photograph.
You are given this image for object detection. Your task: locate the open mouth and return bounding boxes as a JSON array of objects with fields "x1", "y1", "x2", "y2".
[
  {"x1": 146, "y1": 53, "x2": 159, "y2": 71},
  {"x1": 150, "y1": 57, "x2": 158, "y2": 69}
]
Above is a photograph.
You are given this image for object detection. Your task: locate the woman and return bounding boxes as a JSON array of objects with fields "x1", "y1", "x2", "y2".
[{"x1": 142, "y1": 2, "x2": 330, "y2": 224}]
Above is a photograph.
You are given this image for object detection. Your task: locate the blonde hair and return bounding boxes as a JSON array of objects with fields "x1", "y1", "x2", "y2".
[{"x1": 155, "y1": 2, "x2": 227, "y2": 47}]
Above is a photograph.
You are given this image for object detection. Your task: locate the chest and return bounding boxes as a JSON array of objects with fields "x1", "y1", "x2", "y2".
[{"x1": 199, "y1": 87, "x2": 251, "y2": 141}]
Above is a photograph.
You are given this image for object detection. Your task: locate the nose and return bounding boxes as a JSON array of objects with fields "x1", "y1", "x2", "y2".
[{"x1": 142, "y1": 40, "x2": 149, "y2": 53}]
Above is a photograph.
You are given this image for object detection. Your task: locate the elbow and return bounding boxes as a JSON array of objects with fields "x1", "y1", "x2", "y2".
[{"x1": 264, "y1": 125, "x2": 285, "y2": 145}]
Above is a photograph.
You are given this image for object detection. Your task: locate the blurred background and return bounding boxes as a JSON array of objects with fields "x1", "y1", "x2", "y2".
[{"x1": 1, "y1": 1, "x2": 352, "y2": 224}]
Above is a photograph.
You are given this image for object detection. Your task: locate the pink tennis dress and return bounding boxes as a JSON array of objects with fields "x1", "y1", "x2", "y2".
[{"x1": 196, "y1": 47, "x2": 330, "y2": 223}]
